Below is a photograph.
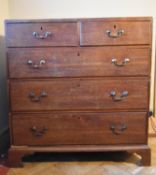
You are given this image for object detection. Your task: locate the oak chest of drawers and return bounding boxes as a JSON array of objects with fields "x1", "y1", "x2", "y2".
[{"x1": 5, "y1": 17, "x2": 152, "y2": 166}]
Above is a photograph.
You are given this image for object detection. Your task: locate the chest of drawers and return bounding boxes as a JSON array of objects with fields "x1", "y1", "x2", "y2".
[{"x1": 5, "y1": 17, "x2": 152, "y2": 167}]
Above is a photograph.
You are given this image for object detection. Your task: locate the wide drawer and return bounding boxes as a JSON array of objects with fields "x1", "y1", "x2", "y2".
[
  {"x1": 12, "y1": 112, "x2": 147, "y2": 146},
  {"x1": 80, "y1": 20, "x2": 151, "y2": 46},
  {"x1": 6, "y1": 22, "x2": 78, "y2": 47},
  {"x1": 10, "y1": 78, "x2": 149, "y2": 111},
  {"x1": 8, "y1": 46, "x2": 151, "y2": 78}
]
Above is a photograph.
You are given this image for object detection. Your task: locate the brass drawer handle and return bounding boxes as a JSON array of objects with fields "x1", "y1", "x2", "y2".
[
  {"x1": 27, "y1": 59, "x2": 46, "y2": 69},
  {"x1": 32, "y1": 31, "x2": 52, "y2": 39},
  {"x1": 30, "y1": 126, "x2": 48, "y2": 137},
  {"x1": 28, "y1": 91, "x2": 47, "y2": 102},
  {"x1": 110, "y1": 124, "x2": 127, "y2": 135},
  {"x1": 112, "y1": 58, "x2": 130, "y2": 67},
  {"x1": 106, "y1": 29, "x2": 124, "y2": 38},
  {"x1": 110, "y1": 90, "x2": 128, "y2": 101}
]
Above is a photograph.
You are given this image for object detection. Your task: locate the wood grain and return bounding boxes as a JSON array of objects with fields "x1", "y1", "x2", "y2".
[
  {"x1": 6, "y1": 17, "x2": 152, "y2": 167},
  {"x1": 8, "y1": 46, "x2": 151, "y2": 78},
  {"x1": 12, "y1": 112, "x2": 147, "y2": 146},
  {"x1": 10, "y1": 77, "x2": 149, "y2": 111},
  {"x1": 80, "y1": 21, "x2": 152, "y2": 46},
  {"x1": 6, "y1": 22, "x2": 79, "y2": 47}
]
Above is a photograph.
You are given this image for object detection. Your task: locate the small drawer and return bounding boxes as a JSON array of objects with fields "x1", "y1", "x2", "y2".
[
  {"x1": 6, "y1": 22, "x2": 78, "y2": 47},
  {"x1": 10, "y1": 77, "x2": 149, "y2": 111},
  {"x1": 8, "y1": 46, "x2": 151, "y2": 78},
  {"x1": 80, "y1": 20, "x2": 151, "y2": 46},
  {"x1": 12, "y1": 112, "x2": 147, "y2": 146}
]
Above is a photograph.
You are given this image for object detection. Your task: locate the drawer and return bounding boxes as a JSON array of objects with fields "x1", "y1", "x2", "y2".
[
  {"x1": 80, "y1": 20, "x2": 151, "y2": 46},
  {"x1": 8, "y1": 46, "x2": 151, "y2": 78},
  {"x1": 10, "y1": 78, "x2": 149, "y2": 111},
  {"x1": 6, "y1": 22, "x2": 78, "y2": 47},
  {"x1": 12, "y1": 112, "x2": 147, "y2": 146}
]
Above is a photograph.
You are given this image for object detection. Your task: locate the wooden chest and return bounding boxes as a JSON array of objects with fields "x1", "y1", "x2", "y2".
[{"x1": 5, "y1": 17, "x2": 152, "y2": 166}]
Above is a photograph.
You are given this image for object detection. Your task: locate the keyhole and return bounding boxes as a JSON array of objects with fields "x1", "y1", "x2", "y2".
[
  {"x1": 77, "y1": 52, "x2": 80, "y2": 56},
  {"x1": 113, "y1": 25, "x2": 116, "y2": 29},
  {"x1": 40, "y1": 26, "x2": 43, "y2": 31},
  {"x1": 77, "y1": 83, "x2": 81, "y2": 87}
]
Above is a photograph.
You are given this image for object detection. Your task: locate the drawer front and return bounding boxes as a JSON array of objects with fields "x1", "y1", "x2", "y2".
[
  {"x1": 6, "y1": 22, "x2": 78, "y2": 47},
  {"x1": 12, "y1": 112, "x2": 147, "y2": 146},
  {"x1": 8, "y1": 47, "x2": 150, "y2": 78},
  {"x1": 80, "y1": 21, "x2": 151, "y2": 46},
  {"x1": 10, "y1": 78, "x2": 148, "y2": 111}
]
